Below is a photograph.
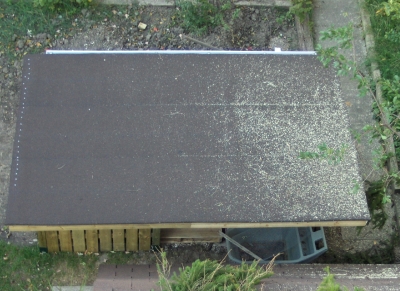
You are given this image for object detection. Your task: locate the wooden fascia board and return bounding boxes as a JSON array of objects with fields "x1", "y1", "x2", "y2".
[{"x1": 8, "y1": 220, "x2": 368, "y2": 231}]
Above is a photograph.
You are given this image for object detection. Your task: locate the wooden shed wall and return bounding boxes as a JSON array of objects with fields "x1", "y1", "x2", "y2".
[{"x1": 37, "y1": 228, "x2": 222, "y2": 252}]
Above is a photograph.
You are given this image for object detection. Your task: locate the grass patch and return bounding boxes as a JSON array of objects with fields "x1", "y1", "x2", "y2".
[
  {"x1": 0, "y1": 0, "x2": 115, "y2": 60},
  {"x1": 0, "y1": 240, "x2": 98, "y2": 290},
  {"x1": 173, "y1": 0, "x2": 238, "y2": 36},
  {"x1": 366, "y1": 0, "x2": 400, "y2": 79},
  {"x1": 365, "y1": 0, "x2": 400, "y2": 159}
]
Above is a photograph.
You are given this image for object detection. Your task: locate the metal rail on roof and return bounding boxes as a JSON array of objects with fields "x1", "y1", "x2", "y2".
[{"x1": 45, "y1": 49, "x2": 317, "y2": 55}]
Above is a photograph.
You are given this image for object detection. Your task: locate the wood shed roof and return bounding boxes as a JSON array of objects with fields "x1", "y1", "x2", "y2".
[{"x1": 6, "y1": 53, "x2": 370, "y2": 230}]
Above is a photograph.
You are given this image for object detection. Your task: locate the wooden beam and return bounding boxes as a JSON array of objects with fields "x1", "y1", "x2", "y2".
[
  {"x1": 99, "y1": 229, "x2": 112, "y2": 252},
  {"x1": 112, "y1": 229, "x2": 125, "y2": 251},
  {"x1": 86, "y1": 230, "x2": 99, "y2": 253},
  {"x1": 8, "y1": 220, "x2": 369, "y2": 232},
  {"x1": 72, "y1": 230, "x2": 85, "y2": 253},
  {"x1": 139, "y1": 229, "x2": 151, "y2": 251},
  {"x1": 126, "y1": 229, "x2": 138, "y2": 252},
  {"x1": 295, "y1": 14, "x2": 314, "y2": 51},
  {"x1": 45, "y1": 231, "x2": 59, "y2": 253},
  {"x1": 37, "y1": 231, "x2": 47, "y2": 249},
  {"x1": 161, "y1": 228, "x2": 221, "y2": 243},
  {"x1": 59, "y1": 230, "x2": 73, "y2": 252},
  {"x1": 152, "y1": 229, "x2": 161, "y2": 246}
]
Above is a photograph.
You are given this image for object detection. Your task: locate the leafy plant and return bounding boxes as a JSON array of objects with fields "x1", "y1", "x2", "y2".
[
  {"x1": 276, "y1": 11, "x2": 293, "y2": 25},
  {"x1": 376, "y1": 0, "x2": 400, "y2": 20},
  {"x1": 384, "y1": 28, "x2": 400, "y2": 43},
  {"x1": 364, "y1": 180, "x2": 390, "y2": 229},
  {"x1": 315, "y1": 24, "x2": 400, "y2": 230},
  {"x1": 175, "y1": 0, "x2": 226, "y2": 35},
  {"x1": 289, "y1": 0, "x2": 313, "y2": 22},
  {"x1": 34, "y1": 0, "x2": 93, "y2": 11},
  {"x1": 299, "y1": 143, "x2": 348, "y2": 165},
  {"x1": 156, "y1": 251, "x2": 274, "y2": 291},
  {"x1": 366, "y1": 0, "x2": 400, "y2": 80},
  {"x1": 317, "y1": 267, "x2": 365, "y2": 291}
]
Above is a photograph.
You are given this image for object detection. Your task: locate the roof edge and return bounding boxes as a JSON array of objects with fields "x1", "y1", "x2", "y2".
[
  {"x1": 45, "y1": 50, "x2": 317, "y2": 55},
  {"x1": 8, "y1": 220, "x2": 368, "y2": 231}
]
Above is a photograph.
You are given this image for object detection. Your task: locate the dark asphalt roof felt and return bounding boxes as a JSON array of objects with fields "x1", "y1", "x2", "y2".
[{"x1": 6, "y1": 53, "x2": 370, "y2": 225}]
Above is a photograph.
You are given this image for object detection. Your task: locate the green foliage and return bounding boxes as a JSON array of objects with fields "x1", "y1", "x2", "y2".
[
  {"x1": 376, "y1": 0, "x2": 400, "y2": 20},
  {"x1": 232, "y1": 8, "x2": 241, "y2": 20},
  {"x1": 0, "y1": 240, "x2": 97, "y2": 290},
  {"x1": 316, "y1": 24, "x2": 362, "y2": 81},
  {"x1": 380, "y1": 75, "x2": 400, "y2": 130},
  {"x1": 299, "y1": 143, "x2": 348, "y2": 165},
  {"x1": 175, "y1": 0, "x2": 227, "y2": 35},
  {"x1": 276, "y1": 11, "x2": 293, "y2": 25},
  {"x1": 156, "y1": 252, "x2": 274, "y2": 291},
  {"x1": 317, "y1": 267, "x2": 365, "y2": 291},
  {"x1": 0, "y1": 1, "x2": 83, "y2": 59},
  {"x1": 320, "y1": 23, "x2": 353, "y2": 49},
  {"x1": 367, "y1": 0, "x2": 400, "y2": 158},
  {"x1": 367, "y1": 0, "x2": 400, "y2": 80},
  {"x1": 316, "y1": 23, "x2": 400, "y2": 231},
  {"x1": 33, "y1": 0, "x2": 93, "y2": 11},
  {"x1": 365, "y1": 179, "x2": 390, "y2": 229},
  {"x1": 351, "y1": 180, "x2": 361, "y2": 195},
  {"x1": 289, "y1": 0, "x2": 313, "y2": 22},
  {"x1": 384, "y1": 28, "x2": 400, "y2": 43}
]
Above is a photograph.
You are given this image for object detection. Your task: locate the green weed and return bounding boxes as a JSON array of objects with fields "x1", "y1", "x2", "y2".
[
  {"x1": 0, "y1": 240, "x2": 98, "y2": 290},
  {"x1": 376, "y1": 0, "x2": 400, "y2": 20},
  {"x1": 174, "y1": 0, "x2": 236, "y2": 36},
  {"x1": 33, "y1": 0, "x2": 93, "y2": 12},
  {"x1": 299, "y1": 143, "x2": 348, "y2": 165},
  {"x1": 174, "y1": 0, "x2": 223, "y2": 35},
  {"x1": 156, "y1": 251, "x2": 274, "y2": 291},
  {"x1": 317, "y1": 267, "x2": 365, "y2": 291},
  {"x1": 0, "y1": 1, "x2": 71, "y2": 59},
  {"x1": 366, "y1": 0, "x2": 400, "y2": 79},
  {"x1": 289, "y1": 0, "x2": 313, "y2": 22}
]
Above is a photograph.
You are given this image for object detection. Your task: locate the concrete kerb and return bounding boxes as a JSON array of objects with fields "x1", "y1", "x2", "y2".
[{"x1": 358, "y1": 0, "x2": 400, "y2": 262}]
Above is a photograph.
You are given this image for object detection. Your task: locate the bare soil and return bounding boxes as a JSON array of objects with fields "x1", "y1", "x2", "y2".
[{"x1": 0, "y1": 3, "x2": 297, "y2": 260}]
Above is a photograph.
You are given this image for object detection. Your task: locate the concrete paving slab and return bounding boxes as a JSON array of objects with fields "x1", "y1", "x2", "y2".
[{"x1": 91, "y1": 264, "x2": 400, "y2": 291}]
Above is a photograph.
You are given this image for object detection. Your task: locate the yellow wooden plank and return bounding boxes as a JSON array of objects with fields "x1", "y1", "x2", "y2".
[
  {"x1": 99, "y1": 229, "x2": 112, "y2": 252},
  {"x1": 37, "y1": 231, "x2": 47, "y2": 249},
  {"x1": 139, "y1": 229, "x2": 151, "y2": 251},
  {"x1": 112, "y1": 229, "x2": 125, "y2": 251},
  {"x1": 59, "y1": 230, "x2": 73, "y2": 252},
  {"x1": 72, "y1": 230, "x2": 86, "y2": 253},
  {"x1": 45, "y1": 231, "x2": 59, "y2": 253},
  {"x1": 152, "y1": 229, "x2": 161, "y2": 246},
  {"x1": 161, "y1": 228, "x2": 222, "y2": 243},
  {"x1": 161, "y1": 237, "x2": 222, "y2": 243},
  {"x1": 161, "y1": 228, "x2": 221, "y2": 239},
  {"x1": 8, "y1": 220, "x2": 369, "y2": 232},
  {"x1": 86, "y1": 230, "x2": 99, "y2": 253},
  {"x1": 126, "y1": 229, "x2": 138, "y2": 252}
]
